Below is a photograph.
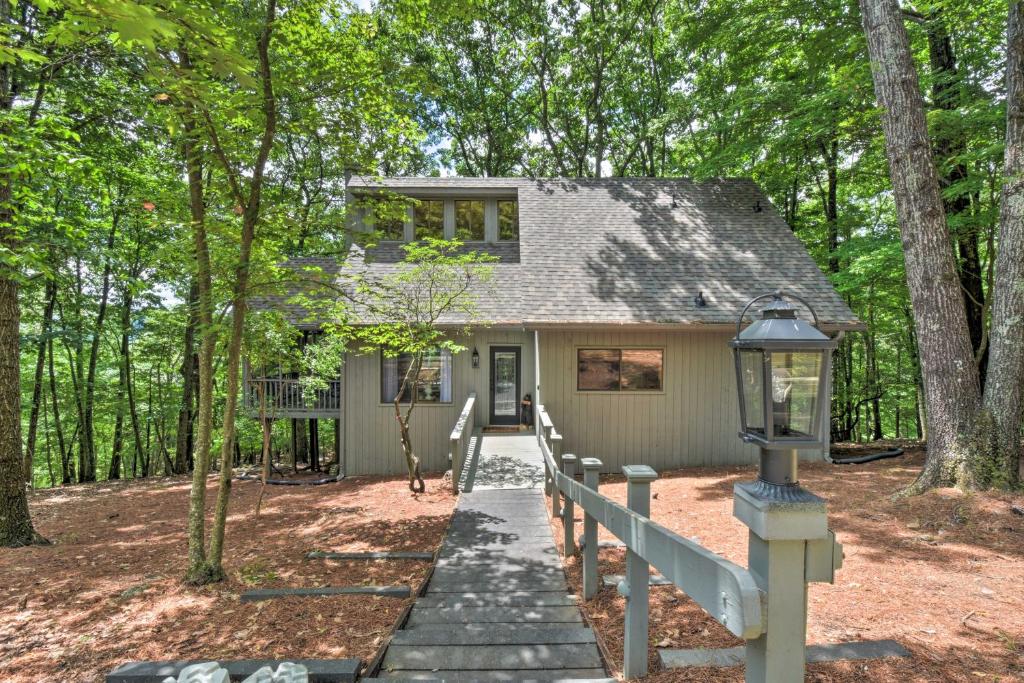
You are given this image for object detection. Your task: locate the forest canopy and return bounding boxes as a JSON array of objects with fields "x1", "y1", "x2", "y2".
[{"x1": 1, "y1": 0, "x2": 1020, "y2": 553}]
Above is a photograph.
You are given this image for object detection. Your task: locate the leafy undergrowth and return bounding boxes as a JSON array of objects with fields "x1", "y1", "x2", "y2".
[
  {"x1": 0, "y1": 473, "x2": 455, "y2": 683},
  {"x1": 552, "y1": 443, "x2": 1024, "y2": 682}
]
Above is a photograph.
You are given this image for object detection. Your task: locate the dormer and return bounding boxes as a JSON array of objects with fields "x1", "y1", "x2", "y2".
[{"x1": 348, "y1": 182, "x2": 519, "y2": 245}]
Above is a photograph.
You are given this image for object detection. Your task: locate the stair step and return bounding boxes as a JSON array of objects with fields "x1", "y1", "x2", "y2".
[
  {"x1": 414, "y1": 592, "x2": 579, "y2": 608},
  {"x1": 426, "y1": 577, "x2": 568, "y2": 593},
  {"x1": 367, "y1": 670, "x2": 613, "y2": 682},
  {"x1": 382, "y1": 643, "x2": 603, "y2": 671},
  {"x1": 391, "y1": 625, "x2": 596, "y2": 646},
  {"x1": 405, "y1": 605, "x2": 582, "y2": 626}
]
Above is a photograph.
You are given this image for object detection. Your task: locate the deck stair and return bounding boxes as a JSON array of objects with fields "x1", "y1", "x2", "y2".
[{"x1": 366, "y1": 435, "x2": 611, "y2": 682}]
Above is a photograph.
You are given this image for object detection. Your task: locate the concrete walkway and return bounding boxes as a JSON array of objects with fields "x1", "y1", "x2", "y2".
[{"x1": 368, "y1": 434, "x2": 611, "y2": 682}]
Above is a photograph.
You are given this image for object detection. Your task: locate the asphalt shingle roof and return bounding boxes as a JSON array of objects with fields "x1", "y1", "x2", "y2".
[{"x1": 257, "y1": 177, "x2": 859, "y2": 330}]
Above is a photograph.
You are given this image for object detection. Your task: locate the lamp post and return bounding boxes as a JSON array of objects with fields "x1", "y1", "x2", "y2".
[{"x1": 729, "y1": 291, "x2": 843, "y2": 682}]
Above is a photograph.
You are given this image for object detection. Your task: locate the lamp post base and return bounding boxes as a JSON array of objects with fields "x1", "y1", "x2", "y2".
[{"x1": 732, "y1": 448, "x2": 841, "y2": 682}]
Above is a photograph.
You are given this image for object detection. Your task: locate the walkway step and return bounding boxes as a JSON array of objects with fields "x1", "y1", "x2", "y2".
[
  {"x1": 239, "y1": 586, "x2": 409, "y2": 601},
  {"x1": 426, "y1": 578, "x2": 568, "y2": 593},
  {"x1": 370, "y1": 434, "x2": 606, "y2": 682},
  {"x1": 405, "y1": 605, "x2": 583, "y2": 625},
  {"x1": 414, "y1": 592, "x2": 579, "y2": 608},
  {"x1": 391, "y1": 625, "x2": 597, "y2": 646},
  {"x1": 382, "y1": 644, "x2": 603, "y2": 671},
  {"x1": 368, "y1": 672, "x2": 612, "y2": 682},
  {"x1": 306, "y1": 551, "x2": 433, "y2": 561}
]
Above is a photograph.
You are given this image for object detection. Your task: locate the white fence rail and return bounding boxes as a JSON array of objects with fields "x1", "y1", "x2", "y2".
[{"x1": 449, "y1": 393, "x2": 476, "y2": 492}]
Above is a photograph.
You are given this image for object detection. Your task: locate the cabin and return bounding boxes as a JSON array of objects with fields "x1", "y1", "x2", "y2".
[{"x1": 246, "y1": 177, "x2": 859, "y2": 476}]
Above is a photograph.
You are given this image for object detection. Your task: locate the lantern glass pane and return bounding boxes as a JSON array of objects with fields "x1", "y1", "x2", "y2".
[
  {"x1": 739, "y1": 350, "x2": 764, "y2": 434},
  {"x1": 770, "y1": 351, "x2": 821, "y2": 438}
]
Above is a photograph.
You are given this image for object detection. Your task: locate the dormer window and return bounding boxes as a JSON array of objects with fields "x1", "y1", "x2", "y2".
[
  {"x1": 455, "y1": 200, "x2": 485, "y2": 241},
  {"x1": 498, "y1": 200, "x2": 519, "y2": 241},
  {"x1": 414, "y1": 200, "x2": 444, "y2": 240},
  {"x1": 356, "y1": 192, "x2": 518, "y2": 243}
]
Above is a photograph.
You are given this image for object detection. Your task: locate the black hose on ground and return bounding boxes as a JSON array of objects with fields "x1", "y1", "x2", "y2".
[
  {"x1": 235, "y1": 473, "x2": 343, "y2": 485},
  {"x1": 830, "y1": 448, "x2": 905, "y2": 465}
]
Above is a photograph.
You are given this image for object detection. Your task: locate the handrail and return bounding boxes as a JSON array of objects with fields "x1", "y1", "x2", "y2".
[
  {"x1": 449, "y1": 392, "x2": 476, "y2": 493},
  {"x1": 537, "y1": 405, "x2": 766, "y2": 679},
  {"x1": 244, "y1": 377, "x2": 341, "y2": 415}
]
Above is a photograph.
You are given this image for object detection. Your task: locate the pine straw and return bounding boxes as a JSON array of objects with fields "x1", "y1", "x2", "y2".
[
  {"x1": 551, "y1": 444, "x2": 1024, "y2": 681},
  {"x1": 0, "y1": 473, "x2": 456, "y2": 683}
]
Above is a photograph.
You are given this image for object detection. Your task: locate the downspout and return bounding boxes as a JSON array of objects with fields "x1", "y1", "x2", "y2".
[
  {"x1": 534, "y1": 329, "x2": 541, "y2": 435},
  {"x1": 823, "y1": 331, "x2": 845, "y2": 463}
]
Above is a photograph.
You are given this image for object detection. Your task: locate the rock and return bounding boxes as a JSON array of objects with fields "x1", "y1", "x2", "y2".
[
  {"x1": 240, "y1": 662, "x2": 309, "y2": 683},
  {"x1": 328, "y1": 464, "x2": 340, "y2": 477},
  {"x1": 169, "y1": 662, "x2": 230, "y2": 683}
]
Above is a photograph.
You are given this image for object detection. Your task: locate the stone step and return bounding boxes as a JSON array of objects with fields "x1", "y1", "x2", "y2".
[
  {"x1": 391, "y1": 625, "x2": 596, "y2": 646},
  {"x1": 382, "y1": 643, "x2": 603, "y2": 671},
  {"x1": 414, "y1": 592, "x2": 579, "y2": 608},
  {"x1": 405, "y1": 605, "x2": 583, "y2": 625},
  {"x1": 367, "y1": 669, "x2": 612, "y2": 682}
]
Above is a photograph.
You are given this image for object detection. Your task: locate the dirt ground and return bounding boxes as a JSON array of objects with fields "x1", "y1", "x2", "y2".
[
  {"x1": 0, "y1": 472, "x2": 456, "y2": 683},
  {"x1": 553, "y1": 443, "x2": 1024, "y2": 682}
]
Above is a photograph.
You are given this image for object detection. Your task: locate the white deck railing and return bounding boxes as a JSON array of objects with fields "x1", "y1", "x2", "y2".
[{"x1": 449, "y1": 392, "x2": 477, "y2": 492}]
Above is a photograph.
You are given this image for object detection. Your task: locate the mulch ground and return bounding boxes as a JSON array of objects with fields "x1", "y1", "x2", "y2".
[
  {"x1": 0, "y1": 472, "x2": 456, "y2": 683},
  {"x1": 551, "y1": 443, "x2": 1024, "y2": 682}
]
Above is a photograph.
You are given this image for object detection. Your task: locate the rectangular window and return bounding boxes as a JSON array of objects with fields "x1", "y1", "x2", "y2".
[
  {"x1": 577, "y1": 349, "x2": 663, "y2": 392},
  {"x1": 455, "y1": 200, "x2": 485, "y2": 240},
  {"x1": 376, "y1": 215, "x2": 405, "y2": 241},
  {"x1": 498, "y1": 200, "x2": 519, "y2": 241},
  {"x1": 414, "y1": 200, "x2": 444, "y2": 240},
  {"x1": 381, "y1": 350, "x2": 452, "y2": 403}
]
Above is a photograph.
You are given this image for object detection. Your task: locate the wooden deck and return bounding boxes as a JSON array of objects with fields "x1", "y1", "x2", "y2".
[{"x1": 367, "y1": 434, "x2": 611, "y2": 682}]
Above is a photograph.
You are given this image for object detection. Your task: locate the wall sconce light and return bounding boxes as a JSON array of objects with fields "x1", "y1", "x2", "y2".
[{"x1": 471, "y1": 347, "x2": 480, "y2": 368}]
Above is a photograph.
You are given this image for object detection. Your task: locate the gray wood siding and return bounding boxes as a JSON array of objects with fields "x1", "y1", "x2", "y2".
[
  {"x1": 342, "y1": 329, "x2": 535, "y2": 476},
  {"x1": 537, "y1": 329, "x2": 772, "y2": 472}
]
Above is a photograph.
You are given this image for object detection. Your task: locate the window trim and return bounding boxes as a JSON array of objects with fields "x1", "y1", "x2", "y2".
[
  {"x1": 378, "y1": 349, "x2": 454, "y2": 406},
  {"x1": 575, "y1": 346, "x2": 665, "y2": 395}
]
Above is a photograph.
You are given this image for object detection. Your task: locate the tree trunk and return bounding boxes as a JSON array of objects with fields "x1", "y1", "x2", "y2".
[
  {"x1": 48, "y1": 337, "x2": 70, "y2": 484},
  {"x1": 182, "y1": 102, "x2": 218, "y2": 584},
  {"x1": 859, "y1": 0, "x2": 981, "y2": 491},
  {"x1": 205, "y1": 0, "x2": 278, "y2": 579},
  {"x1": 81, "y1": 221, "x2": 118, "y2": 483},
  {"x1": 0, "y1": 277, "x2": 40, "y2": 546},
  {"x1": 0, "y1": 0, "x2": 42, "y2": 543},
  {"x1": 975, "y1": 1, "x2": 1024, "y2": 488},
  {"x1": 924, "y1": 11, "x2": 988, "y2": 382},
  {"x1": 25, "y1": 277, "x2": 57, "y2": 483},
  {"x1": 174, "y1": 282, "x2": 198, "y2": 474},
  {"x1": 394, "y1": 353, "x2": 426, "y2": 493}
]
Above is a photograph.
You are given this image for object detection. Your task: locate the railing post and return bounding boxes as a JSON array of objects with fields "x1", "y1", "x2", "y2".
[
  {"x1": 550, "y1": 432, "x2": 563, "y2": 520},
  {"x1": 621, "y1": 465, "x2": 658, "y2": 680},
  {"x1": 581, "y1": 457, "x2": 602, "y2": 600},
  {"x1": 735, "y1": 474, "x2": 836, "y2": 683},
  {"x1": 450, "y1": 436, "x2": 461, "y2": 494},
  {"x1": 560, "y1": 454, "x2": 577, "y2": 555}
]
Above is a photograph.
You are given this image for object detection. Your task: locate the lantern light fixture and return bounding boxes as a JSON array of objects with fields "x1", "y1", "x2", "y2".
[
  {"x1": 471, "y1": 347, "x2": 480, "y2": 369},
  {"x1": 730, "y1": 291, "x2": 837, "y2": 489}
]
